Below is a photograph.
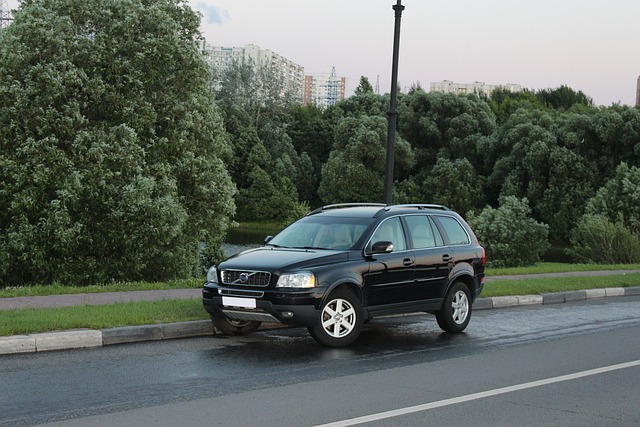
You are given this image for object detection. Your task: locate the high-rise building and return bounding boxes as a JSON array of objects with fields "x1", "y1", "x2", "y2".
[
  {"x1": 0, "y1": 0, "x2": 13, "y2": 30},
  {"x1": 303, "y1": 67, "x2": 347, "y2": 109},
  {"x1": 430, "y1": 80, "x2": 522, "y2": 98},
  {"x1": 201, "y1": 43, "x2": 305, "y2": 102},
  {"x1": 636, "y1": 75, "x2": 640, "y2": 107}
]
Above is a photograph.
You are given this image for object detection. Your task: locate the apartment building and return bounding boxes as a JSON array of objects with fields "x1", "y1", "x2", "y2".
[
  {"x1": 430, "y1": 80, "x2": 522, "y2": 98},
  {"x1": 201, "y1": 43, "x2": 305, "y2": 102},
  {"x1": 303, "y1": 67, "x2": 347, "y2": 109}
]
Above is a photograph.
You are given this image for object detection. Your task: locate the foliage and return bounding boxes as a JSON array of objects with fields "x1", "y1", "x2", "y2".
[
  {"x1": 0, "y1": 0, "x2": 235, "y2": 286},
  {"x1": 568, "y1": 215, "x2": 640, "y2": 264},
  {"x1": 535, "y1": 85, "x2": 593, "y2": 110},
  {"x1": 467, "y1": 196, "x2": 550, "y2": 268},
  {"x1": 215, "y1": 59, "x2": 305, "y2": 220},
  {"x1": 584, "y1": 162, "x2": 640, "y2": 233},
  {"x1": 420, "y1": 157, "x2": 485, "y2": 216},
  {"x1": 318, "y1": 116, "x2": 414, "y2": 204},
  {"x1": 354, "y1": 76, "x2": 374, "y2": 95},
  {"x1": 398, "y1": 90, "x2": 496, "y2": 174},
  {"x1": 280, "y1": 201, "x2": 312, "y2": 228}
]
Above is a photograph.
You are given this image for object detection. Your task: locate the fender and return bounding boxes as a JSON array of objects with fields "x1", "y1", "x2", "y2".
[
  {"x1": 320, "y1": 271, "x2": 365, "y2": 307},
  {"x1": 444, "y1": 261, "x2": 475, "y2": 294}
]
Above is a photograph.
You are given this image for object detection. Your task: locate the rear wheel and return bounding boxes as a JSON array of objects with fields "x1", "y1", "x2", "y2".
[
  {"x1": 308, "y1": 289, "x2": 363, "y2": 347},
  {"x1": 211, "y1": 315, "x2": 262, "y2": 335},
  {"x1": 436, "y1": 282, "x2": 471, "y2": 333}
]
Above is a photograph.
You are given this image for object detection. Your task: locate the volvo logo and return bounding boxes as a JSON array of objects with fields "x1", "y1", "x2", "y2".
[{"x1": 239, "y1": 272, "x2": 250, "y2": 283}]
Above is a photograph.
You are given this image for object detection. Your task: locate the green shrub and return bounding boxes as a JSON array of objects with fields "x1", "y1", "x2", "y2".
[
  {"x1": 585, "y1": 162, "x2": 640, "y2": 233},
  {"x1": 0, "y1": 0, "x2": 236, "y2": 286},
  {"x1": 467, "y1": 196, "x2": 550, "y2": 268},
  {"x1": 568, "y1": 215, "x2": 640, "y2": 264}
]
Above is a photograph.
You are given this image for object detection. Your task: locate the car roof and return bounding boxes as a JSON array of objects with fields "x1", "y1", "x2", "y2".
[{"x1": 308, "y1": 203, "x2": 453, "y2": 218}]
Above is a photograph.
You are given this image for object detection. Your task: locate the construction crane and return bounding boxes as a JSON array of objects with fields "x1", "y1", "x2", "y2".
[{"x1": 0, "y1": 0, "x2": 13, "y2": 30}]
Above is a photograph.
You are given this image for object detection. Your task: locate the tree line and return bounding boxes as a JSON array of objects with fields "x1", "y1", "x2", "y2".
[{"x1": 1, "y1": 0, "x2": 639, "y2": 286}]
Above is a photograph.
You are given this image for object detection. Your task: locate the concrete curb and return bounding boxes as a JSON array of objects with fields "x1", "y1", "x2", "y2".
[{"x1": 2, "y1": 286, "x2": 639, "y2": 356}]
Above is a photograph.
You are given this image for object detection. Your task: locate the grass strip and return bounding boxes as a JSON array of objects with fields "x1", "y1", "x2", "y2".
[
  {"x1": 0, "y1": 279, "x2": 202, "y2": 298},
  {"x1": 485, "y1": 263, "x2": 640, "y2": 276},
  {"x1": 0, "y1": 299, "x2": 208, "y2": 337},
  {"x1": 482, "y1": 273, "x2": 640, "y2": 297}
]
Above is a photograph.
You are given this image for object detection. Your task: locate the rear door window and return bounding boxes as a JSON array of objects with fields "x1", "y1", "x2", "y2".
[{"x1": 404, "y1": 215, "x2": 443, "y2": 249}]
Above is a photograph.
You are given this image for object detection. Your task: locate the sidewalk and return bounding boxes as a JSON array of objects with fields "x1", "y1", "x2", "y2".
[{"x1": 2, "y1": 272, "x2": 640, "y2": 355}]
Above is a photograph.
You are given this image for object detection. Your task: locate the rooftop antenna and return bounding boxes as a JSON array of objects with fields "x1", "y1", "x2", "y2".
[{"x1": 375, "y1": 75, "x2": 380, "y2": 94}]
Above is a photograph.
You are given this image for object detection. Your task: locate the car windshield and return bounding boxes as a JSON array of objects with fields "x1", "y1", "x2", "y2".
[{"x1": 268, "y1": 216, "x2": 371, "y2": 250}]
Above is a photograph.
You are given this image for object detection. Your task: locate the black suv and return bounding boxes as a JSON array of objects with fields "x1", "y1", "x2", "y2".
[{"x1": 203, "y1": 204, "x2": 486, "y2": 347}]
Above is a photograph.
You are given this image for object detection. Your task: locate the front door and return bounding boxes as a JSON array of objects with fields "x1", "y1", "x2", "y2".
[{"x1": 364, "y1": 217, "x2": 418, "y2": 306}]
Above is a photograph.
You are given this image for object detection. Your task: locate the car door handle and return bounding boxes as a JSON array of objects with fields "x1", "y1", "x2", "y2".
[
  {"x1": 403, "y1": 258, "x2": 414, "y2": 266},
  {"x1": 442, "y1": 254, "x2": 452, "y2": 262}
]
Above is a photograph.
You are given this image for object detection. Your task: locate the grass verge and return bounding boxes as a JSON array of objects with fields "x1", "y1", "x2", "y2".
[
  {"x1": 482, "y1": 273, "x2": 640, "y2": 297},
  {"x1": 0, "y1": 300, "x2": 208, "y2": 336},
  {"x1": 485, "y1": 262, "x2": 640, "y2": 276},
  {"x1": 0, "y1": 279, "x2": 202, "y2": 298}
]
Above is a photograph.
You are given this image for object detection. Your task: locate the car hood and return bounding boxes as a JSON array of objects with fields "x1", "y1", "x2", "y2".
[{"x1": 218, "y1": 246, "x2": 350, "y2": 272}]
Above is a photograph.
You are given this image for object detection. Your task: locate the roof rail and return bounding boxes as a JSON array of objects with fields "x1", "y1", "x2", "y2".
[
  {"x1": 309, "y1": 203, "x2": 386, "y2": 215},
  {"x1": 386, "y1": 204, "x2": 450, "y2": 211}
]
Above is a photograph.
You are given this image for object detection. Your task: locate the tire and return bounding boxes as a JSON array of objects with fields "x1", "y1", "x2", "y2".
[
  {"x1": 436, "y1": 281, "x2": 472, "y2": 333},
  {"x1": 308, "y1": 289, "x2": 363, "y2": 347},
  {"x1": 211, "y1": 315, "x2": 262, "y2": 335}
]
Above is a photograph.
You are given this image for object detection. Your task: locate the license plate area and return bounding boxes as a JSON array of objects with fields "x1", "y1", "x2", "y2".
[{"x1": 222, "y1": 296, "x2": 256, "y2": 309}]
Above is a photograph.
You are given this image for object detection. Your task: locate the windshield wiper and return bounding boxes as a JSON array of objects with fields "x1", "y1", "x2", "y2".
[{"x1": 292, "y1": 246, "x2": 327, "y2": 250}]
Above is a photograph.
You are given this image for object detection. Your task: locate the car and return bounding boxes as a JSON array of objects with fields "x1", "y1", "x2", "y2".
[{"x1": 202, "y1": 203, "x2": 486, "y2": 347}]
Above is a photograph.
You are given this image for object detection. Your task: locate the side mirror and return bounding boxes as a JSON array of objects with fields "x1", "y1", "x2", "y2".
[
  {"x1": 368, "y1": 241, "x2": 394, "y2": 255},
  {"x1": 264, "y1": 236, "x2": 273, "y2": 245}
]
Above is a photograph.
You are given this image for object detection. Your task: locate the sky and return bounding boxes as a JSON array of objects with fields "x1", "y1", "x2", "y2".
[{"x1": 5, "y1": 0, "x2": 640, "y2": 106}]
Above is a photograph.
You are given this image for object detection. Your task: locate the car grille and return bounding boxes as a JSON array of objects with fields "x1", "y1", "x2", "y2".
[{"x1": 221, "y1": 269, "x2": 271, "y2": 287}]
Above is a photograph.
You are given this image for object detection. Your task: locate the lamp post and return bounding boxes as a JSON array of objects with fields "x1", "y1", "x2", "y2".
[{"x1": 383, "y1": 0, "x2": 404, "y2": 205}]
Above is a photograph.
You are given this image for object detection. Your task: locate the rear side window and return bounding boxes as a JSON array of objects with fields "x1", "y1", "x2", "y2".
[
  {"x1": 404, "y1": 215, "x2": 443, "y2": 249},
  {"x1": 433, "y1": 215, "x2": 470, "y2": 246}
]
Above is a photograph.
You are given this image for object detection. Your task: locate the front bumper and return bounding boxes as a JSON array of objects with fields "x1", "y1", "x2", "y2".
[{"x1": 202, "y1": 282, "x2": 324, "y2": 327}]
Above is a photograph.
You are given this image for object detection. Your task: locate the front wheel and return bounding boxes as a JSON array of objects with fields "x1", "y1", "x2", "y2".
[
  {"x1": 436, "y1": 282, "x2": 472, "y2": 333},
  {"x1": 211, "y1": 315, "x2": 261, "y2": 335},
  {"x1": 308, "y1": 290, "x2": 363, "y2": 347}
]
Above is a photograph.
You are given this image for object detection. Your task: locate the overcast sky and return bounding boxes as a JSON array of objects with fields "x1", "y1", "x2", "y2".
[{"x1": 6, "y1": 0, "x2": 640, "y2": 106}]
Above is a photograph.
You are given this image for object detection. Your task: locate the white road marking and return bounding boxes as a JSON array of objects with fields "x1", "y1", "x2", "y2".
[{"x1": 315, "y1": 359, "x2": 640, "y2": 427}]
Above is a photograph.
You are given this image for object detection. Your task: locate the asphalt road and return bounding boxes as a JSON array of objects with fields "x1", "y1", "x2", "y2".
[{"x1": 1, "y1": 296, "x2": 639, "y2": 427}]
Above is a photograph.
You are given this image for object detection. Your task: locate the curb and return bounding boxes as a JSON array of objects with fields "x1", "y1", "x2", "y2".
[{"x1": 2, "y1": 286, "x2": 640, "y2": 356}]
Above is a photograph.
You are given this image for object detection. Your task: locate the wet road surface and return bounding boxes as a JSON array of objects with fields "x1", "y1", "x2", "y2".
[{"x1": 1, "y1": 295, "x2": 639, "y2": 426}]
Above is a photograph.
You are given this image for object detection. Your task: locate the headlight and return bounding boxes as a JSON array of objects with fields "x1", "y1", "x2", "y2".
[
  {"x1": 276, "y1": 272, "x2": 316, "y2": 288},
  {"x1": 206, "y1": 266, "x2": 218, "y2": 283}
]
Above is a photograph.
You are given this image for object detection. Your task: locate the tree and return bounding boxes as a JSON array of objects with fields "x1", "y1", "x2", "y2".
[
  {"x1": 287, "y1": 104, "x2": 333, "y2": 206},
  {"x1": 467, "y1": 196, "x2": 550, "y2": 268},
  {"x1": 0, "y1": 0, "x2": 235, "y2": 285},
  {"x1": 569, "y1": 215, "x2": 640, "y2": 264},
  {"x1": 488, "y1": 88, "x2": 547, "y2": 123},
  {"x1": 422, "y1": 157, "x2": 485, "y2": 216},
  {"x1": 354, "y1": 76, "x2": 374, "y2": 95},
  {"x1": 215, "y1": 59, "x2": 307, "y2": 218},
  {"x1": 584, "y1": 162, "x2": 640, "y2": 233},
  {"x1": 398, "y1": 91, "x2": 496, "y2": 174},
  {"x1": 536, "y1": 85, "x2": 593, "y2": 110},
  {"x1": 318, "y1": 116, "x2": 413, "y2": 204}
]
